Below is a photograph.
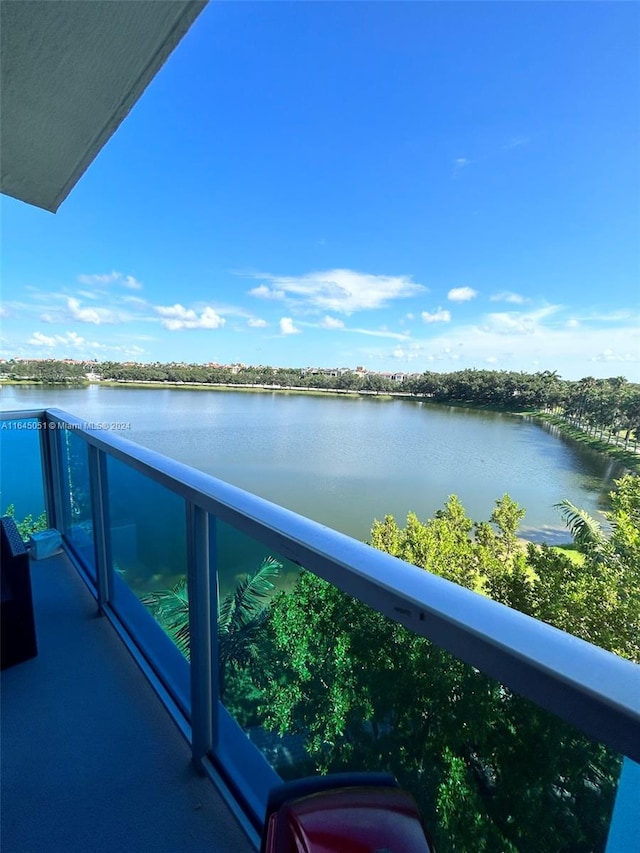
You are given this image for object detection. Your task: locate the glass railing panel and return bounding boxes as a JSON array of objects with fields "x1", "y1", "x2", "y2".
[
  {"x1": 211, "y1": 519, "x2": 299, "y2": 819},
  {"x1": 106, "y1": 454, "x2": 188, "y2": 600},
  {"x1": 0, "y1": 417, "x2": 46, "y2": 537},
  {"x1": 212, "y1": 527, "x2": 625, "y2": 852},
  {"x1": 58, "y1": 428, "x2": 95, "y2": 577},
  {"x1": 214, "y1": 519, "x2": 300, "y2": 718},
  {"x1": 105, "y1": 454, "x2": 190, "y2": 712}
]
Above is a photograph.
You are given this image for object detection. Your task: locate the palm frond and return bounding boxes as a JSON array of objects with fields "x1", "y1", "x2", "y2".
[
  {"x1": 219, "y1": 556, "x2": 281, "y2": 633},
  {"x1": 141, "y1": 581, "x2": 191, "y2": 658},
  {"x1": 554, "y1": 499, "x2": 605, "y2": 551},
  {"x1": 140, "y1": 556, "x2": 282, "y2": 664}
]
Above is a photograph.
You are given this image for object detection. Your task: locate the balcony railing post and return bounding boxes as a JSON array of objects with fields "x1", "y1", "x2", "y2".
[
  {"x1": 88, "y1": 445, "x2": 113, "y2": 612},
  {"x1": 42, "y1": 416, "x2": 66, "y2": 532},
  {"x1": 606, "y1": 758, "x2": 640, "y2": 852},
  {"x1": 186, "y1": 502, "x2": 218, "y2": 766},
  {"x1": 38, "y1": 415, "x2": 57, "y2": 529}
]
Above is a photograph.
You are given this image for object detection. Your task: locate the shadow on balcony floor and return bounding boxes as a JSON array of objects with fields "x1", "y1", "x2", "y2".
[{"x1": 0, "y1": 551, "x2": 254, "y2": 853}]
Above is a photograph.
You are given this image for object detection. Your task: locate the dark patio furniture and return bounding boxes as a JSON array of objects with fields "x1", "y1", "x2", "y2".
[{"x1": 1, "y1": 515, "x2": 38, "y2": 669}]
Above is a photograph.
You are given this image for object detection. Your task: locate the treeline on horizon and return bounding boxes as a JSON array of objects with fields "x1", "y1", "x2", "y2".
[{"x1": 2, "y1": 358, "x2": 639, "y2": 446}]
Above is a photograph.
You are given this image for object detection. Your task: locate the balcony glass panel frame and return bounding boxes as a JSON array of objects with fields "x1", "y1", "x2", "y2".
[
  {"x1": 58, "y1": 426, "x2": 96, "y2": 579},
  {"x1": 2, "y1": 406, "x2": 637, "y2": 844},
  {"x1": 45, "y1": 405, "x2": 635, "y2": 755}
]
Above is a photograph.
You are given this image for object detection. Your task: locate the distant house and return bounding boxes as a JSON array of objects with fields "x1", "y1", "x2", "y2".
[{"x1": 301, "y1": 367, "x2": 342, "y2": 377}]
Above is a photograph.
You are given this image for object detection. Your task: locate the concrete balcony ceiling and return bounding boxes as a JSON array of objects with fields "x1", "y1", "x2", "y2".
[{"x1": 0, "y1": 0, "x2": 206, "y2": 213}]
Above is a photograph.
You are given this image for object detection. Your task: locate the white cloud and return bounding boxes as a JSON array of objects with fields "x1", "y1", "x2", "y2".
[
  {"x1": 347, "y1": 327, "x2": 409, "y2": 341},
  {"x1": 65, "y1": 332, "x2": 86, "y2": 347},
  {"x1": 378, "y1": 304, "x2": 640, "y2": 381},
  {"x1": 320, "y1": 316, "x2": 345, "y2": 330},
  {"x1": 67, "y1": 297, "x2": 123, "y2": 325},
  {"x1": 422, "y1": 308, "x2": 451, "y2": 324},
  {"x1": 27, "y1": 330, "x2": 146, "y2": 358},
  {"x1": 566, "y1": 318, "x2": 580, "y2": 329},
  {"x1": 155, "y1": 303, "x2": 226, "y2": 331},
  {"x1": 77, "y1": 271, "x2": 143, "y2": 290},
  {"x1": 453, "y1": 157, "x2": 470, "y2": 177},
  {"x1": 503, "y1": 137, "x2": 529, "y2": 150},
  {"x1": 490, "y1": 291, "x2": 527, "y2": 304},
  {"x1": 247, "y1": 317, "x2": 267, "y2": 328},
  {"x1": 392, "y1": 344, "x2": 423, "y2": 361},
  {"x1": 481, "y1": 306, "x2": 559, "y2": 336},
  {"x1": 196, "y1": 307, "x2": 225, "y2": 329},
  {"x1": 23, "y1": 291, "x2": 142, "y2": 326},
  {"x1": 249, "y1": 268, "x2": 426, "y2": 315},
  {"x1": 77, "y1": 271, "x2": 121, "y2": 285},
  {"x1": 68, "y1": 298, "x2": 100, "y2": 324},
  {"x1": 279, "y1": 317, "x2": 300, "y2": 335},
  {"x1": 123, "y1": 275, "x2": 143, "y2": 291},
  {"x1": 250, "y1": 284, "x2": 285, "y2": 300},
  {"x1": 29, "y1": 331, "x2": 57, "y2": 347},
  {"x1": 592, "y1": 349, "x2": 638, "y2": 364},
  {"x1": 29, "y1": 331, "x2": 91, "y2": 349},
  {"x1": 448, "y1": 287, "x2": 478, "y2": 302},
  {"x1": 582, "y1": 309, "x2": 635, "y2": 323}
]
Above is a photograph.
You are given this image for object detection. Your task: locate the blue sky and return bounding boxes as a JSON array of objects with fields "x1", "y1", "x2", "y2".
[{"x1": 2, "y1": 1, "x2": 639, "y2": 380}]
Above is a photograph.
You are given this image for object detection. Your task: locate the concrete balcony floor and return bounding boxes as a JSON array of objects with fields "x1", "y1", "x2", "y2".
[{"x1": 1, "y1": 552, "x2": 253, "y2": 853}]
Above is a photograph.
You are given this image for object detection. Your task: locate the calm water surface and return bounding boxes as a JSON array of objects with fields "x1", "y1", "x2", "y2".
[{"x1": 0, "y1": 384, "x2": 625, "y2": 544}]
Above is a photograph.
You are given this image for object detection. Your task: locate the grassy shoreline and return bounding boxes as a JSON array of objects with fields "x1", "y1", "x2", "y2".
[
  {"x1": 527, "y1": 411, "x2": 639, "y2": 474},
  {"x1": 95, "y1": 380, "x2": 397, "y2": 399},
  {"x1": 0, "y1": 378, "x2": 89, "y2": 386}
]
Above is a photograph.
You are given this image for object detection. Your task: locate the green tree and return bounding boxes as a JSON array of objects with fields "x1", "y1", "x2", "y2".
[
  {"x1": 258, "y1": 570, "x2": 618, "y2": 852},
  {"x1": 253, "y1": 490, "x2": 635, "y2": 851},
  {"x1": 536, "y1": 475, "x2": 640, "y2": 661}
]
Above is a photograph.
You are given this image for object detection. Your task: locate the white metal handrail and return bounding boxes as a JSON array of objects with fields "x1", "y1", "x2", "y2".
[{"x1": 1, "y1": 406, "x2": 639, "y2": 764}]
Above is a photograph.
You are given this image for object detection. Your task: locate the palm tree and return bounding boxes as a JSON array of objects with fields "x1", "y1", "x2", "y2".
[
  {"x1": 554, "y1": 499, "x2": 607, "y2": 558},
  {"x1": 217, "y1": 556, "x2": 281, "y2": 692},
  {"x1": 142, "y1": 556, "x2": 282, "y2": 696},
  {"x1": 142, "y1": 578, "x2": 191, "y2": 656}
]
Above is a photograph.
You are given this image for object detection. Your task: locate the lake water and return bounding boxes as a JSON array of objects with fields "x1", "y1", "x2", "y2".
[{"x1": 0, "y1": 383, "x2": 625, "y2": 546}]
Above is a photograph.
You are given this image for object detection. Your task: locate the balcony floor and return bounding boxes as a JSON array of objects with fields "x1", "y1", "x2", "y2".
[{"x1": 1, "y1": 551, "x2": 254, "y2": 853}]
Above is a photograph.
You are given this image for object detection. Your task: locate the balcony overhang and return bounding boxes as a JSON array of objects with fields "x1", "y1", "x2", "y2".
[{"x1": 0, "y1": 0, "x2": 206, "y2": 213}]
